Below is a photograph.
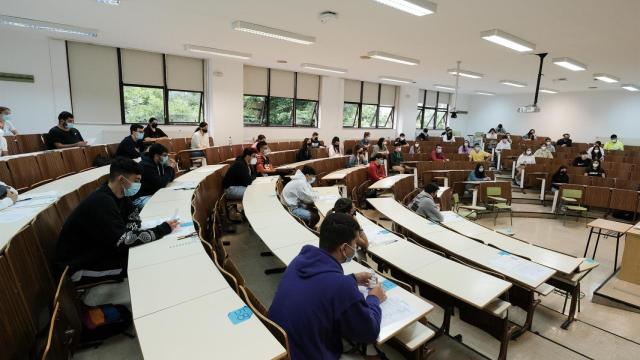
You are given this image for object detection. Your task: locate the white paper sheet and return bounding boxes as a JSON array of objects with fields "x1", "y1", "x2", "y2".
[
  {"x1": 379, "y1": 297, "x2": 415, "y2": 328},
  {"x1": 18, "y1": 191, "x2": 59, "y2": 201},
  {"x1": 0, "y1": 207, "x2": 41, "y2": 223},
  {"x1": 489, "y1": 252, "x2": 551, "y2": 284},
  {"x1": 441, "y1": 212, "x2": 464, "y2": 223},
  {"x1": 363, "y1": 228, "x2": 399, "y2": 247},
  {"x1": 166, "y1": 181, "x2": 199, "y2": 190},
  {"x1": 11, "y1": 197, "x2": 58, "y2": 209}
]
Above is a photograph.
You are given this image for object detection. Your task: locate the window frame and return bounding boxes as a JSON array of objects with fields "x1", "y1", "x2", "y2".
[
  {"x1": 416, "y1": 90, "x2": 450, "y2": 130},
  {"x1": 342, "y1": 81, "x2": 395, "y2": 129}
]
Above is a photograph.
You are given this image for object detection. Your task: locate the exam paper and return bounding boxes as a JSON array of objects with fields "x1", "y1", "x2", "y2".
[
  {"x1": 11, "y1": 197, "x2": 58, "y2": 209},
  {"x1": 0, "y1": 207, "x2": 41, "y2": 223},
  {"x1": 363, "y1": 228, "x2": 399, "y2": 247},
  {"x1": 489, "y1": 252, "x2": 551, "y2": 284},
  {"x1": 441, "y1": 212, "x2": 464, "y2": 223},
  {"x1": 18, "y1": 191, "x2": 59, "y2": 201},
  {"x1": 380, "y1": 297, "x2": 415, "y2": 328}
]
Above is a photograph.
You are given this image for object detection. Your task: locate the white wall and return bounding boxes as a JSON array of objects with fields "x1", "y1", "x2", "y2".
[{"x1": 462, "y1": 91, "x2": 640, "y2": 144}]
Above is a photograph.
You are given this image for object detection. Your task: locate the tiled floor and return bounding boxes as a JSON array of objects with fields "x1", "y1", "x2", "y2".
[{"x1": 75, "y1": 201, "x2": 640, "y2": 360}]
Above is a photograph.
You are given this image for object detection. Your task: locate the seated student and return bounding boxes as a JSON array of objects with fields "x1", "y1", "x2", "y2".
[
  {"x1": 515, "y1": 148, "x2": 536, "y2": 185},
  {"x1": 556, "y1": 133, "x2": 572, "y2": 147},
  {"x1": 0, "y1": 106, "x2": 18, "y2": 135},
  {"x1": 133, "y1": 143, "x2": 176, "y2": 207},
  {"x1": 223, "y1": 148, "x2": 256, "y2": 200},
  {"x1": 347, "y1": 144, "x2": 366, "y2": 167},
  {"x1": 252, "y1": 134, "x2": 266, "y2": 150},
  {"x1": 551, "y1": 165, "x2": 569, "y2": 192},
  {"x1": 604, "y1": 134, "x2": 624, "y2": 151},
  {"x1": 587, "y1": 141, "x2": 604, "y2": 161},
  {"x1": 486, "y1": 128, "x2": 498, "y2": 140},
  {"x1": 533, "y1": 144, "x2": 554, "y2": 159},
  {"x1": 416, "y1": 128, "x2": 429, "y2": 141},
  {"x1": 116, "y1": 124, "x2": 145, "y2": 159},
  {"x1": 495, "y1": 135, "x2": 512, "y2": 151},
  {"x1": 371, "y1": 137, "x2": 389, "y2": 158},
  {"x1": 55, "y1": 157, "x2": 178, "y2": 282},
  {"x1": 544, "y1": 138, "x2": 556, "y2": 153},
  {"x1": 330, "y1": 198, "x2": 369, "y2": 252},
  {"x1": 523, "y1": 128, "x2": 537, "y2": 140},
  {"x1": 296, "y1": 138, "x2": 312, "y2": 162},
  {"x1": 389, "y1": 144, "x2": 409, "y2": 174},
  {"x1": 409, "y1": 141, "x2": 421, "y2": 154},
  {"x1": 255, "y1": 141, "x2": 277, "y2": 176},
  {"x1": 573, "y1": 151, "x2": 593, "y2": 168},
  {"x1": 441, "y1": 127, "x2": 456, "y2": 143},
  {"x1": 469, "y1": 143, "x2": 491, "y2": 162},
  {"x1": 431, "y1": 144, "x2": 449, "y2": 162},
  {"x1": 310, "y1": 132, "x2": 321, "y2": 148},
  {"x1": 466, "y1": 163, "x2": 491, "y2": 193},
  {"x1": 0, "y1": 181, "x2": 18, "y2": 211},
  {"x1": 282, "y1": 165, "x2": 320, "y2": 228},
  {"x1": 268, "y1": 212, "x2": 385, "y2": 360},
  {"x1": 409, "y1": 183, "x2": 444, "y2": 222},
  {"x1": 458, "y1": 140, "x2": 472, "y2": 155},
  {"x1": 143, "y1": 117, "x2": 168, "y2": 142},
  {"x1": 585, "y1": 160, "x2": 606, "y2": 178},
  {"x1": 191, "y1": 122, "x2": 210, "y2": 156},
  {"x1": 0, "y1": 131, "x2": 7, "y2": 156},
  {"x1": 395, "y1": 133, "x2": 408, "y2": 146},
  {"x1": 496, "y1": 123, "x2": 507, "y2": 134},
  {"x1": 328, "y1": 136, "x2": 342, "y2": 157},
  {"x1": 48, "y1": 111, "x2": 88, "y2": 149},
  {"x1": 359, "y1": 131, "x2": 371, "y2": 147},
  {"x1": 367, "y1": 153, "x2": 386, "y2": 182}
]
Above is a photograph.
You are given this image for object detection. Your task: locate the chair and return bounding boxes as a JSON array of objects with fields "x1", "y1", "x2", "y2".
[
  {"x1": 223, "y1": 258, "x2": 246, "y2": 288},
  {"x1": 55, "y1": 191, "x2": 81, "y2": 220},
  {"x1": 61, "y1": 148, "x2": 90, "y2": 173},
  {"x1": 486, "y1": 186, "x2": 512, "y2": 225},
  {"x1": 32, "y1": 205, "x2": 64, "y2": 266},
  {"x1": 7, "y1": 156, "x2": 48, "y2": 192},
  {"x1": 36, "y1": 152, "x2": 74, "y2": 180},
  {"x1": 211, "y1": 250, "x2": 239, "y2": 293},
  {"x1": 559, "y1": 188, "x2": 588, "y2": 226},
  {"x1": 41, "y1": 302, "x2": 65, "y2": 360},
  {"x1": 452, "y1": 193, "x2": 486, "y2": 219},
  {"x1": 402, "y1": 188, "x2": 421, "y2": 206},
  {"x1": 51, "y1": 266, "x2": 83, "y2": 356},
  {"x1": 0, "y1": 160, "x2": 14, "y2": 185}
]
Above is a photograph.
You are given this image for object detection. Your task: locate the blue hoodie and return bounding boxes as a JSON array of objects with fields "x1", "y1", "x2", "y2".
[{"x1": 268, "y1": 245, "x2": 381, "y2": 360}]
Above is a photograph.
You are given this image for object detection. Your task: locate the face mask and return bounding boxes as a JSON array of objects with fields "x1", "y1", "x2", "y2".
[
  {"x1": 436, "y1": 148, "x2": 442, "y2": 153},
  {"x1": 161, "y1": 155, "x2": 169, "y2": 166},
  {"x1": 250, "y1": 157, "x2": 257, "y2": 165},
  {"x1": 594, "y1": 149, "x2": 600, "y2": 153},
  {"x1": 136, "y1": 132, "x2": 144, "y2": 141},
  {"x1": 151, "y1": 123, "x2": 158, "y2": 128},
  {"x1": 474, "y1": 147, "x2": 480, "y2": 151},
  {"x1": 3, "y1": 115, "x2": 11, "y2": 121},
  {"x1": 122, "y1": 177, "x2": 141, "y2": 197},
  {"x1": 415, "y1": 144, "x2": 419, "y2": 148},
  {"x1": 395, "y1": 147, "x2": 401, "y2": 152},
  {"x1": 313, "y1": 137, "x2": 318, "y2": 141},
  {"x1": 202, "y1": 129, "x2": 208, "y2": 133},
  {"x1": 479, "y1": 167, "x2": 484, "y2": 172},
  {"x1": 308, "y1": 176, "x2": 316, "y2": 184},
  {"x1": 593, "y1": 163, "x2": 599, "y2": 168},
  {"x1": 65, "y1": 122, "x2": 75, "y2": 129},
  {"x1": 546, "y1": 142, "x2": 551, "y2": 145},
  {"x1": 400, "y1": 137, "x2": 405, "y2": 140},
  {"x1": 264, "y1": 149, "x2": 271, "y2": 156},
  {"x1": 343, "y1": 244, "x2": 356, "y2": 263},
  {"x1": 526, "y1": 151, "x2": 532, "y2": 155},
  {"x1": 541, "y1": 146, "x2": 547, "y2": 151},
  {"x1": 377, "y1": 159, "x2": 384, "y2": 165},
  {"x1": 612, "y1": 140, "x2": 617, "y2": 143},
  {"x1": 561, "y1": 170, "x2": 567, "y2": 173}
]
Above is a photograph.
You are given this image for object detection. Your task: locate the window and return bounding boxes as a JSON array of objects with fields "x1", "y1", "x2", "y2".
[
  {"x1": 242, "y1": 66, "x2": 320, "y2": 127},
  {"x1": 168, "y1": 90, "x2": 203, "y2": 123},
  {"x1": 342, "y1": 80, "x2": 397, "y2": 128},
  {"x1": 123, "y1": 86, "x2": 165, "y2": 124},
  {"x1": 416, "y1": 90, "x2": 451, "y2": 130}
]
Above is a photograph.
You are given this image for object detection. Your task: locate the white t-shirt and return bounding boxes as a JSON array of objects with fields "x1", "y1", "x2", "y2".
[
  {"x1": 0, "y1": 181, "x2": 18, "y2": 210},
  {"x1": 0, "y1": 128, "x2": 7, "y2": 153},
  {"x1": 191, "y1": 131, "x2": 209, "y2": 149},
  {"x1": 1, "y1": 120, "x2": 16, "y2": 134}
]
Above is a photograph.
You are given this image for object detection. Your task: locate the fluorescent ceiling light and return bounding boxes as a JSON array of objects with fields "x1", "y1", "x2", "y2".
[
  {"x1": 301, "y1": 63, "x2": 347, "y2": 74},
  {"x1": 500, "y1": 80, "x2": 527, "y2": 88},
  {"x1": 184, "y1": 45, "x2": 251, "y2": 60},
  {"x1": 539, "y1": 88, "x2": 558, "y2": 94},
  {"x1": 475, "y1": 91, "x2": 495, "y2": 96},
  {"x1": 368, "y1": 51, "x2": 420, "y2": 66},
  {"x1": 379, "y1": 75, "x2": 414, "y2": 84},
  {"x1": 0, "y1": 15, "x2": 98, "y2": 37},
  {"x1": 552, "y1": 57, "x2": 587, "y2": 71},
  {"x1": 594, "y1": 73, "x2": 619, "y2": 83},
  {"x1": 232, "y1": 20, "x2": 315, "y2": 45},
  {"x1": 621, "y1": 84, "x2": 639, "y2": 92},
  {"x1": 434, "y1": 84, "x2": 455, "y2": 91},
  {"x1": 96, "y1": 0, "x2": 120, "y2": 5},
  {"x1": 480, "y1": 29, "x2": 535, "y2": 52},
  {"x1": 373, "y1": 0, "x2": 437, "y2": 16},
  {"x1": 447, "y1": 69, "x2": 484, "y2": 79}
]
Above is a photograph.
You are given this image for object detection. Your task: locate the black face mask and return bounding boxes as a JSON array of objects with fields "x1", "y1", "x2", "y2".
[
  {"x1": 151, "y1": 123, "x2": 158, "y2": 128},
  {"x1": 202, "y1": 128, "x2": 208, "y2": 133}
]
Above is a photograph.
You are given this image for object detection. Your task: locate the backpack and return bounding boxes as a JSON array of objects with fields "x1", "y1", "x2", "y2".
[{"x1": 81, "y1": 304, "x2": 133, "y2": 342}]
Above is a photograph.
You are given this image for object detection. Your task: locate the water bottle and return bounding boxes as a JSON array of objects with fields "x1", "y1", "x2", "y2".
[
  {"x1": 368, "y1": 269, "x2": 378, "y2": 289},
  {"x1": 228, "y1": 136, "x2": 232, "y2": 147}
]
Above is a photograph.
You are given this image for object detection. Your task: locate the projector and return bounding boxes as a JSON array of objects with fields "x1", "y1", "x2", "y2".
[{"x1": 517, "y1": 105, "x2": 540, "y2": 113}]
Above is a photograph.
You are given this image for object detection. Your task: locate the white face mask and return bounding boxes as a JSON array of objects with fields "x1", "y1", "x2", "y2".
[
  {"x1": 593, "y1": 163, "x2": 599, "y2": 168},
  {"x1": 250, "y1": 157, "x2": 257, "y2": 165},
  {"x1": 541, "y1": 146, "x2": 547, "y2": 151},
  {"x1": 526, "y1": 151, "x2": 532, "y2": 155},
  {"x1": 479, "y1": 167, "x2": 484, "y2": 172},
  {"x1": 436, "y1": 148, "x2": 442, "y2": 153},
  {"x1": 0, "y1": 128, "x2": 4, "y2": 137},
  {"x1": 474, "y1": 147, "x2": 480, "y2": 151},
  {"x1": 400, "y1": 137, "x2": 405, "y2": 140},
  {"x1": 594, "y1": 149, "x2": 600, "y2": 153}
]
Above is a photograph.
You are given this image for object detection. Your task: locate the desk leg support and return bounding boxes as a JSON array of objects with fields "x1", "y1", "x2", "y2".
[
  {"x1": 520, "y1": 170, "x2": 525, "y2": 190},
  {"x1": 592, "y1": 229, "x2": 603, "y2": 259},
  {"x1": 435, "y1": 306, "x2": 452, "y2": 338},
  {"x1": 472, "y1": 189, "x2": 478, "y2": 207},
  {"x1": 561, "y1": 283, "x2": 580, "y2": 330},
  {"x1": 511, "y1": 293, "x2": 540, "y2": 339},
  {"x1": 539, "y1": 178, "x2": 546, "y2": 204},
  {"x1": 264, "y1": 266, "x2": 286, "y2": 275},
  {"x1": 583, "y1": 228, "x2": 595, "y2": 257},
  {"x1": 614, "y1": 234, "x2": 621, "y2": 274}
]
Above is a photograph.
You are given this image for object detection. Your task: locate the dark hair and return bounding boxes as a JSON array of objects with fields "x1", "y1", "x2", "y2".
[
  {"x1": 301, "y1": 165, "x2": 316, "y2": 176},
  {"x1": 332, "y1": 136, "x2": 340, "y2": 144},
  {"x1": 242, "y1": 147, "x2": 257, "y2": 158},
  {"x1": 363, "y1": 131, "x2": 370, "y2": 137},
  {"x1": 555, "y1": 165, "x2": 568, "y2": 176},
  {"x1": 545, "y1": 137, "x2": 551, "y2": 142},
  {"x1": 0, "y1": 106, "x2": 9, "y2": 113},
  {"x1": 595, "y1": 141, "x2": 602, "y2": 146},
  {"x1": 148, "y1": 143, "x2": 168, "y2": 157},
  {"x1": 257, "y1": 134, "x2": 266, "y2": 141},
  {"x1": 373, "y1": 153, "x2": 386, "y2": 160},
  {"x1": 109, "y1": 157, "x2": 141, "y2": 181},
  {"x1": 377, "y1": 137, "x2": 385, "y2": 147},
  {"x1": 58, "y1": 111, "x2": 73, "y2": 122},
  {"x1": 424, "y1": 182, "x2": 439, "y2": 195},
  {"x1": 563, "y1": 133, "x2": 570, "y2": 137},
  {"x1": 423, "y1": 128, "x2": 429, "y2": 132},
  {"x1": 611, "y1": 134, "x2": 618, "y2": 139},
  {"x1": 130, "y1": 124, "x2": 144, "y2": 133},
  {"x1": 312, "y1": 132, "x2": 318, "y2": 137},
  {"x1": 474, "y1": 163, "x2": 485, "y2": 178},
  {"x1": 399, "y1": 133, "x2": 405, "y2": 137},
  {"x1": 301, "y1": 137, "x2": 310, "y2": 150},
  {"x1": 194, "y1": 122, "x2": 207, "y2": 133},
  {"x1": 148, "y1": 117, "x2": 158, "y2": 123},
  {"x1": 319, "y1": 212, "x2": 360, "y2": 252},
  {"x1": 473, "y1": 143, "x2": 480, "y2": 147},
  {"x1": 489, "y1": 128, "x2": 496, "y2": 133},
  {"x1": 501, "y1": 135, "x2": 509, "y2": 140},
  {"x1": 331, "y1": 198, "x2": 354, "y2": 214},
  {"x1": 257, "y1": 141, "x2": 268, "y2": 151}
]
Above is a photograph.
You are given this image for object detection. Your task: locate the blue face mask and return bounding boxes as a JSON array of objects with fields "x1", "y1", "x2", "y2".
[
  {"x1": 161, "y1": 155, "x2": 169, "y2": 166},
  {"x1": 3, "y1": 115, "x2": 11, "y2": 121},
  {"x1": 136, "y1": 132, "x2": 144, "y2": 141},
  {"x1": 344, "y1": 244, "x2": 356, "y2": 263},
  {"x1": 65, "y1": 122, "x2": 75, "y2": 129},
  {"x1": 308, "y1": 176, "x2": 316, "y2": 184},
  {"x1": 122, "y1": 177, "x2": 141, "y2": 197}
]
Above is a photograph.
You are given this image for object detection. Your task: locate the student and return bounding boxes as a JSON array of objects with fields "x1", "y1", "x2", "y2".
[
  {"x1": 116, "y1": 124, "x2": 145, "y2": 159},
  {"x1": 310, "y1": 132, "x2": 321, "y2": 148},
  {"x1": 330, "y1": 198, "x2": 369, "y2": 252},
  {"x1": 252, "y1": 134, "x2": 266, "y2": 149},
  {"x1": 268, "y1": 212, "x2": 385, "y2": 360},
  {"x1": 143, "y1": 117, "x2": 168, "y2": 141},
  {"x1": 0, "y1": 106, "x2": 18, "y2": 135},
  {"x1": 256, "y1": 141, "x2": 276, "y2": 176},
  {"x1": 0, "y1": 131, "x2": 7, "y2": 156},
  {"x1": 55, "y1": 157, "x2": 178, "y2": 283},
  {"x1": 496, "y1": 124, "x2": 506, "y2": 134},
  {"x1": 466, "y1": 163, "x2": 491, "y2": 192},
  {"x1": 556, "y1": 133, "x2": 572, "y2": 147},
  {"x1": 515, "y1": 147, "x2": 536, "y2": 184},
  {"x1": 389, "y1": 145, "x2": 408, "y2": 174},
  {"x1": 486, "y1": 128, "x2": 498, "y2": 140},
  {"x1": 431, "y1": 144, "x2": 449, "y2": 162},
  {"x1": 588, "y1": 142, "x2": 604, "y2": 161},
  {"x1": 282, "y1": 166, "x2": 320, "y2": 228},
  {"x1": 585, "y1": 161, "x2": 606, "y2": 178},
  {"x1": 367, "y1": 153, "x2": 386, "y2": 182},
  {"x1": 441, "y1": 127, "x2": 455, "y2": 142},
  {"x1": 572, "y1": 151, "x2": 592, "y2": 168},
  {"x1": 409, "y1": 141, "x2": 421, "y2": 154},
  {"x1": 604, "y1": 134, "x2": 624, "y2": 151},
  {"x1": 409, "y1": 183, "x2": 444, "y2": 222},
  {"x1": 371, "y1": 137, "x2": 389, "y2": 157},
  {"x1": 395, "y1": 133, "x2": 408, "y2": 146},
  {"x1": 223, "y1": 148, "x2": 257, "y2": 200},
  {"x1": 47, "y1": 111, "x2": 88, "y2": 149},
  {"x1": 191, "y1": 122, "x2": 210, "y2": 155},
  {"x1": 416, "y1": 128, "x2": 429, "y2": 141},
  {"x1": 328, "y1": 136, "x2": 342, "y2": 157},
  {"x1": 347, "y1": 145, "x2": 366, "y2": 168},
  {"x1": 551, "y1": 166, "x2": 569, "y2": 192},
  {"x1": 296, "y1": 138, "x2": 312, "y2": 162},
  {"x1": 544, "y1": 138, "x2": 556, "y2": 153},
  {"x1": 359, "y1": 131, "x2": 371, "y2": 146},
  {"x1": 468, "y1": 143, "x2": 491, "y2": 162},
  {"x1": 495, "y1": 135, "x2": 512, "y2": 151},
  {"x1": 133, "y1": 143, "x2": 176, "y2": 207},
  {"x1": 458, "y1": 140, "x2": 472, "y2": 155},
  {"x1": 523, "y1": 129, "x2": 536, "y2": 140},
  {"x1": 533, "y1": 144, "x2": 554, "y2": 159},
  {"x1": 0, "y1": 181, "x2": 18, "y2": 211}
]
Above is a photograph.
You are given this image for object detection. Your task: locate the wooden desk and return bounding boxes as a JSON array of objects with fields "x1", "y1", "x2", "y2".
[
  {"x1": 585, "y1": 219, "x2": 632, "y2": 274},
  {"x1": 619, "y1": 224, "x2": 640, "y2": 284},
  {"x1": 368, "y1": 174, "x2": 414, "y2": 190},
  {"x1": 321, "y1": 165, "x2": 366, "y2": 181}
]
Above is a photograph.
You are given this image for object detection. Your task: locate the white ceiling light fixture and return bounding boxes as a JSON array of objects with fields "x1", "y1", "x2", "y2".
[
  {"x1": 621, "y1": 84, "x2": 639, "y2": 92},
  {"x1": 367, "y1": 51, "x2": 420, "y2": 66},
  {"x1": 96, "y1": 0, "x2": 120, "y2": 5},
  {"x1": 434, "y1": 84, "x2": 455, "y2": 91},
  {"x1": 475, "y1": 91, "x2": 495, "y2": 96},
  {"x1": 539, "y1": 88, "x2": 559, "y2": 94},
  {"x1": 232, "y1": 20, "x2": 315, "y2": 45},
  {"x1": 184, "y1": 45, "x2": 252, "y2": 60},
  {"x1": 552, "y1": 57, "x2": 587, "y2": 71},
  {"x1": 301, "y1": 63, "x2": 347, "y2": 74},
  {"x1": 0, "y1": 15, "x2": 98, "y2": 37},
  {"x1": 447, "y1": 68, "x2": 484, "y2": 79},
  {"x1": 500, "y1": 80, "x2": 527, "y2": 88},
  {"x1": 373, "y1": 0, "x2": 437, "y2": 16},
  {"x1": 480, "y1": 29, "x2": 535, "y2": 52},
  {"x1": 379, "y1": 75, "x2": 414, "y2": 84},
  {"x1": 594, "y1": 73, "x2": 620, "y2": 83}
]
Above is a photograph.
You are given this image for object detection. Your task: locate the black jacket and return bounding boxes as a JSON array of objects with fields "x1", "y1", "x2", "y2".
[
  {"x1": 572, "y1": 157, "x2": 592, "y2": 168},
  {"x1": 296, "y1": 148, "x2": 312, "y2": 162},
  {"x1": 56, "y1": 183, "x2": 171, "y2": 272},
  {"x1": 136, "y1": 154, "x2": 175, "y2": 198},
  {"x1": 552, "y1": 172, "x2": 569, "y2": 184},
  {"x1": 223, "y1": 156, "x2": 255, "y2": 189},
  {"x1": 116, "y1": 136, "x2": 143, "y2": 159}
]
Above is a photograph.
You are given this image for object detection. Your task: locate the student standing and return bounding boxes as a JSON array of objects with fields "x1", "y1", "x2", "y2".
[
  {"x1": 604, "y1": 134, "x2": 624, "y2": 151},
  {"x1": 0, "y1": 181, "x2": 18, "y2": 210},
  {"x1": 143, "y1": 117, "x2": 168, "y2": 142},
  {"x1": 133, "y1": 143, "x2": 176, "y2": 207},
  {"x1": 296, "y1": 138, "x2": 312, "y2": 162},
  {"x1": 328, "y1": 136, "x2": 342, "y2": 157},
  {"x1": 255, "y1": 141, "x2": 276, "y2": 176},
  {"x1": 282, "y1": 166, "x2": 320, "y2": 228},
  {"x1": 116, "y1": 124, "x2": 145, "y2": 159},
  {"x1": 367, "y1": 153, "x2": 386, "y2": 182},
  {"x1": 409, "y1": 183, "x2": 444, "y2": 222},
  {"x1": 223, "y1": 148, "x2": 257, "y2": 200},
  {"x1": 47, "y1": 111, "x2": 88, "y2": 149}
]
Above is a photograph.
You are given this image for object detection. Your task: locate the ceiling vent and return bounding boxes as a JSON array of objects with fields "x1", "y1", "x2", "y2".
[{"x1": 319, "y1": 11, "x2": 338, "y2": 24}]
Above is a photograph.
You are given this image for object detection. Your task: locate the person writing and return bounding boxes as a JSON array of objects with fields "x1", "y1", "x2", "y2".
[
  {"x1": 255, "y1": 141, "x2": 276, "y2": 176},
  {"x1": 431, "y1": 144, "x2": 449, "y2": 162},
  {"x1": 0, "y1": 181, "x2": 18, "y2": 211},
  {"x1": 223, "y1": 148, "x2": 257, "y2": 200},
  {"x1": 116, "y1": 124, "x2": 145, "y2": 159},
  {"x1": 296, "y1": 138, "x2": 312, "y2": 162},
  {"x1": 409, "y1": 183, "x2": 444, "y2": 222},
  {"x1": 268, "y1": 212, "x2": 385, "y2": 360},
  {"x1": 282, "y1": 166, "x2": 320, "y2": 228},
  {"x1": 55, "y1": 157, "x2": 178, "y2": 283},
  {"x1": 328, "y1": 136, "x2": 342, "y2": 157},
  {"x1": 143, "y1": 117, "x2": 168, "y2": 142},
  {"x1": 47, "y1": 111, "x2": 88, "y2": 149},
  {"x1": 133, "y1": 143, "x2": 176, "y2": 208},
  {"x1": 585, "y1": 161, "x2": 606, "y2": 178},
  {"x1": 551, "y1": 166, "x2": 569, "y2": 192},
  {"x1": 367, "y1": 153, "x2": 386, "y2": 182},
  {"x1": 468, "y1": 143, "x2": 491, "y2": 162},
  {"x1": 604, "y1": 134, "x2": 624, "y2": 151}
]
